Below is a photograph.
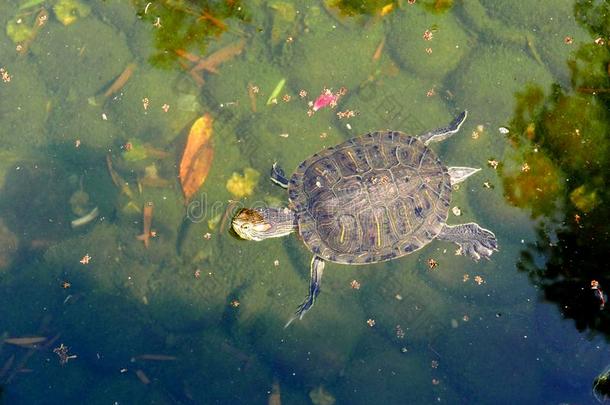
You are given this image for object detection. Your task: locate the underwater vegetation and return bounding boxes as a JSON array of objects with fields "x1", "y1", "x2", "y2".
[{"x1": 132, "y1": 0, "x2": 249, "y2": 68}]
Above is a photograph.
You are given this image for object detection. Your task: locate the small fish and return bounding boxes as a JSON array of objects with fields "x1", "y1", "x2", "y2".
[
  {"x1": 4, "y1": 336, "x2": 47, "y2": 346},
  {"x1": 313, "y1": 89, "x2": 339, "y2": 111},
  {"x1": 191, "y1": 40, "x2": 246, "y2": 74},
  {"x1": 137, "y1": 202, "x2": 154, "y2": 248},
  {"x1": 103, "y1": 63, "x2": 136, "y2": 99},
  {"x1": 135, "y1": 354, "x2": 177, "y2": 361},
  {"x1": 135, "y1": 369, "x2": 151, "y2": 384}
]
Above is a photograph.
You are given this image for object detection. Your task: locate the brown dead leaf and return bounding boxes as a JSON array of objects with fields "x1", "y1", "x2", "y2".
[{"x1": 179, "y1": 114, "x2": 214, "y2": 203}]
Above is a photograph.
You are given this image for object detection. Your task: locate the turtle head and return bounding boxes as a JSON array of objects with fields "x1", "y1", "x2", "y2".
[{"x1": 232, "y1": 207, "x2": 297, "y2": 241}]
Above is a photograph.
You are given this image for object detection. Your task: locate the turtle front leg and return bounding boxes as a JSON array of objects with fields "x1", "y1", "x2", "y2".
[
  {"x1": 285, "y1": 256, "x2": 325, "y2": 328},
  {"x1": 437, "y1": 223, "x2": 498, "y2": 261},
  {"x1": 270, "y1": 162, "x2": 289, "y2": 189},
  {"x1": 417, "y1": 110, "x2": 468, "y2": 145}
]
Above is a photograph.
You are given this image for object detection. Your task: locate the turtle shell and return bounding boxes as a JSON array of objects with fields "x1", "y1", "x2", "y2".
[{"x1": 288, "y1": 131, "x2": 451, "y2": 264}]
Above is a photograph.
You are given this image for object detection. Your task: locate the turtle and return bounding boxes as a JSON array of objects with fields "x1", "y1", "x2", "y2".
[{"x1": 232, "y1": 111, "x2": 498, "y2": 325}]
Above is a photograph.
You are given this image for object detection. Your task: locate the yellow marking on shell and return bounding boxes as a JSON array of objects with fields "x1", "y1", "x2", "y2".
[
  {"x1": 347, "y1": 151, "x2": 358, "y2": 168},
  {"x1": 314, "y1": 167, "x2": 324, "y2": 175},
  {"x1": 402, "y1": 202, "x2": 412, "y2": 232},
  {"x1": 340, "y1": 223, "x2": 345, "y2": 244},
  {"x1": 375, "y1": 215, "x2": 381, "y2": 247}
]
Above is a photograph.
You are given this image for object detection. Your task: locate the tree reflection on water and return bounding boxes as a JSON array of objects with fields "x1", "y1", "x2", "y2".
[{"x1": 501, "y1": 0, "x2": 610, "y2": 335}]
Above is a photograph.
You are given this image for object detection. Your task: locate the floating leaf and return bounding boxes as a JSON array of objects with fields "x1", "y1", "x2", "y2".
[{"x1": 179, "y1": 114, "x2": 214, "y2": 203}]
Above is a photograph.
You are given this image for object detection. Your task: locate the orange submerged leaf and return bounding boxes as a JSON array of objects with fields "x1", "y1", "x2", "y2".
[{"x1": 180, "y1": 114, "x2": 214, "y2": 202}]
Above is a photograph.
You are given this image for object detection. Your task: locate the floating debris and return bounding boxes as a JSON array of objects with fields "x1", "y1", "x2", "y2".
[
  {"x1": 79, "y1": 254, "x2": 91, "y2": 264},
  {"x1": 161, "y1": 103, "x2": 170, "y2": 113},
  {"x1": 230, "y1": 299, "x2": 240, "y2": 308},
  {"x1": 423, "y1": 29, "x2": 433, "y2": 41},
  {"x1": 179, "y1": 114, "x2": 214, "y2": 203},
  {"x1": 61, "y1": 281, "x2": 71, "y2": 289},
  {"x1": 427, "y1": 258, "x2": 438, "y2": 269},
  {"x1": 366, "y1": 318, "x2": 376, "y2": 327},
  {"x1": 336, "y1": 110, "x2": 356, "y2": 119},
  {"x1": 498, "y1": 127, "x2": 509, "y2": 134},
  {"x1": 487, "y1": 159, "x2": 499, "y2": 169},
  {"x1": 451, "y1": 206, "x2": 461, "y2": 216},
  {"x1": 474, "y1": 275, "x2": 485, "y2": 285},
  {"x1": 0, "y1": 67, "x2": 11, "y2": 83},
  {"x1": 395, "y1": 324, "x2": 405, "y2": 339},
  {"x1": 53, "y1": 343, "x2": 77, "y2": 365},
  {"x1": 521, "y1": 162, "x2": 530, "y2": 172},
  {"x1": 312, "y1": 87, "x2": 344, "y2": 112},
  {"x1": 350, "y1": 279, "x2": 361, "y2": 290},
  {"x1": 463, "y1": 274, "x2": 470, "y2": 282}
]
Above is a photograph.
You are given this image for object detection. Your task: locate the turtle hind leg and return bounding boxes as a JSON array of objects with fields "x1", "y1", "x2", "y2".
[
  {"x1": 437, "y1": 223, "x2": 498, "y2": 261},
  {"x1": 270, "y1": 162, "x2": 289, "y2": 189},
  {"x1": 418, "y1": 110, "x2": 468, "y2": 145},
  {"x1": 285, "y1": 256, "x2": 325, "y2": 328}
]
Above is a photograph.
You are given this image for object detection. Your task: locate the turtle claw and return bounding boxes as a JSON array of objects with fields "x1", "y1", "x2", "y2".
[
  {"x1": 270, "y1": 162, "x2": 289, "y2": 189},
  {"x1": 438, "y1": 223, "x2": 498, "y2": 262}
]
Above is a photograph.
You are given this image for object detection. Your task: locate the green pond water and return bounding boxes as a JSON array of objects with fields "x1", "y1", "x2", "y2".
[{"x1": 1, "y1": 0, "x2": 610, "y2": 403}]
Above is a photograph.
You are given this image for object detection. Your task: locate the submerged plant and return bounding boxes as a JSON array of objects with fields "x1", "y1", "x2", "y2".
[{"x1": 53, "y1": 0, "x2": 91, "y2": 26}]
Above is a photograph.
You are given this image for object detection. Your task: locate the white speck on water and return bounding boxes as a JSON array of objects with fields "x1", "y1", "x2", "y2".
[{"x1": 499, "y1": 127, "x2": 509, "y2": 134}]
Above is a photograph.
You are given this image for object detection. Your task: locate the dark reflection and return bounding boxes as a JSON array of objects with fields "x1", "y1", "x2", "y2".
[
  {"x1": 502, "y1": 0, "x2": 610, "y2": 334},
  {"x1": 133, "y1": 0, "x2": 248, "y2": 68}
]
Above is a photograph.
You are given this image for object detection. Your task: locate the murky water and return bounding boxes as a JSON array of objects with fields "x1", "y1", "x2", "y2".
[{"x1": 1, "y1": 0, "x2": 609, "y2": 403}]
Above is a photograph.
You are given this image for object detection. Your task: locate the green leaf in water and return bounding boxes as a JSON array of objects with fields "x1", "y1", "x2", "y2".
[{"x1": 266, "y1": 78, "x2": 286, "y2": 105}]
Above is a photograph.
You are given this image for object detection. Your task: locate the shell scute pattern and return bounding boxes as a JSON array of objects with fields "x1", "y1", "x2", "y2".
[{"x1": 289, "y1": 131, "x2": 451, "y2": 264}]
